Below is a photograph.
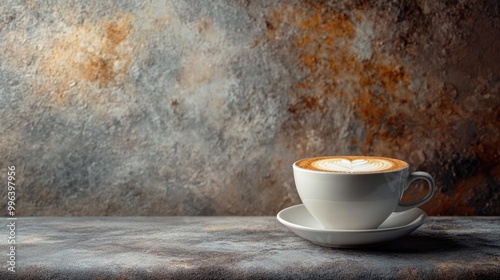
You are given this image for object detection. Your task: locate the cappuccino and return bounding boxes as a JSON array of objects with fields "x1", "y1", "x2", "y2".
[
  {"x1": 296, "y1": 156, "x2": 408, "y2": 173},
  {"x1": 293, "y1": 155, "x2": 434, "y2": 229}
]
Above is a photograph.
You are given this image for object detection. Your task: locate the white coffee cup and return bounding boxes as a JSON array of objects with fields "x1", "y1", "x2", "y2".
[{"x1": 293, "y1": 156, "x2": 435, "y2": 229}]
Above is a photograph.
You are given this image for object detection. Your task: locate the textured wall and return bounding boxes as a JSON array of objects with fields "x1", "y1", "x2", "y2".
[{"x1": 0, "y1": 0, "x2": 498, "y2": 216}]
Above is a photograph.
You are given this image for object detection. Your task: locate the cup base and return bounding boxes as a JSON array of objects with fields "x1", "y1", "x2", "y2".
[{"x1": 302, "y1": 199, "x2": 397, "y2": 230}]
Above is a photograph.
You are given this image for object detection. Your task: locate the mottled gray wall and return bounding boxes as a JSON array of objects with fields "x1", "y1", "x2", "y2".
[{"x1": 0, "y1": 0, "x2": 498, "y2": 216}]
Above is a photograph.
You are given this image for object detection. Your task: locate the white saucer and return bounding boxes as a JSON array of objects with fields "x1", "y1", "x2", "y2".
[{"x1": 277, "y1": 204, "x2": 427, "y2": 248}]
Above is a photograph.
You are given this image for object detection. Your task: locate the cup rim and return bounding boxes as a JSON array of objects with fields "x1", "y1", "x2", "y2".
[{"x1": 293, "y1": 155, "x2": 409, "y2": 175}]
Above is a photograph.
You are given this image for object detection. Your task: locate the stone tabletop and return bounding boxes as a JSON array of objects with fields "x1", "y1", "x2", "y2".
[{"x1": 1, "y1": 216, "x2": 499, "y2": 279}]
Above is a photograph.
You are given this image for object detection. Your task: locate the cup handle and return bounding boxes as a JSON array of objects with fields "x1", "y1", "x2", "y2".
[{"x1": 393, "y1": 171, "x2": 435, "y2": 212}]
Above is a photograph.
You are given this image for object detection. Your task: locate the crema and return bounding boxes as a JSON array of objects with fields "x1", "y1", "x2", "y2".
[{"x1": 295, "y1": 156, "x2": 408, "y2": 173}]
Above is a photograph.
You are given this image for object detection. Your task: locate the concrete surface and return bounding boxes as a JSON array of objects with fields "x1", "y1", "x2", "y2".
[
  {"x1": 0, "y1": 216, "x2": 499, "y2": 279},
  {"x1": 0, "y1": 0, "x2": 499, "y2": 216}
]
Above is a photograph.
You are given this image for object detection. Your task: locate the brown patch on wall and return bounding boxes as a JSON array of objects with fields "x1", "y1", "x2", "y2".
[
  {"x1": 85, "y1": 16, "x2": 131, "y2": 83},
  {"x1": 267, "y1": 3, "x2": 415, "y2": 153},
  {"x1": 44, "y1": 14, "x2": 132, "y2": 102},
  {"x1": 3, "y1": 13, "x2": 133, "y2": 105},
  {"x1": 287, "y1": 95, "x2": 325, "y2": 115}
]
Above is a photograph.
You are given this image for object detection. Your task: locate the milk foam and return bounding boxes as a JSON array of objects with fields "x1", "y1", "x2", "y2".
[
  {"x1": 311, "y1": 158, "x2": 394, "y2": 172},
  {"x1": 296, "y1": 156, "x2": 409, "y2": 173}
]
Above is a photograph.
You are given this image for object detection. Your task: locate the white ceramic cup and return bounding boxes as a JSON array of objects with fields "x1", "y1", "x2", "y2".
[{"x1": 293, "y1": 156, "x2": 435, "y2": 230}]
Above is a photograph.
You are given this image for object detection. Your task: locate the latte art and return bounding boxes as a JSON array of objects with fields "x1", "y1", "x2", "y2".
[
  {"x1": 296, "y1": 156, "x2": 408, "y2": 173},
  {"x1": 312, "y1": 158, "x2": 394, "y2": 172}
]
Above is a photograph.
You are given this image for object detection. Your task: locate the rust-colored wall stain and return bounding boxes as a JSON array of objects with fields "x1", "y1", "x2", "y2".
[
  {"x1": 266, "y1": 3, "x2": 415, "y2": 152},
  {"x1": 6, "y1": 13, "x2": 134, "y2": 105},
  {"x1": 82, "y1": 17, "x2": 131, "y2": 84},
  {"x1": 287, "y1": 96, "x2": 324, "y2": 114}
]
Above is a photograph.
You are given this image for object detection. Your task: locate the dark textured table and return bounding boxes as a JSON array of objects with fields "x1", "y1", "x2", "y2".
[{"x1": 1, "y1": 216, "x2": 499, "y2": 279}]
